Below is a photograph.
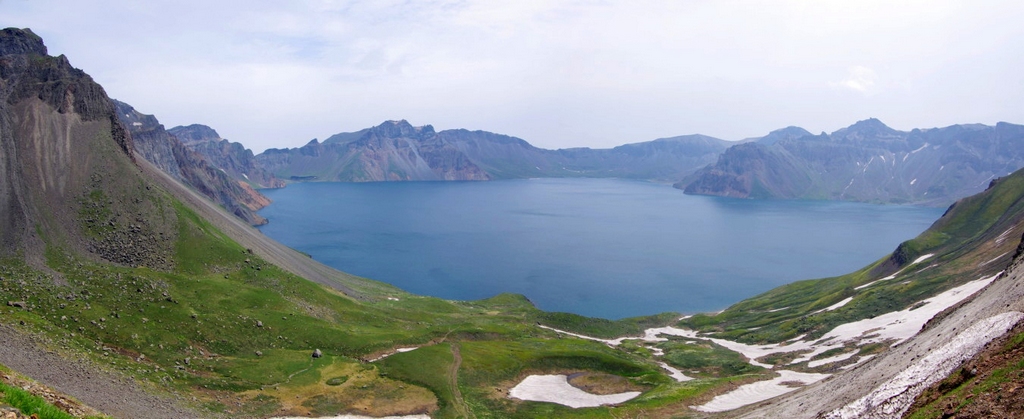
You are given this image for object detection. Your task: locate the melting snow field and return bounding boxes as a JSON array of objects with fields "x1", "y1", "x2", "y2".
[
  {"x1": 367, "y1": 347, "x2": 420, "y2": 362},
  {"x1": 534, "y1": 272, "x2": 1001, "y2": 412},
  {"x1": 509, "y1": 375, "x2": 641, "y2": 408},
  {"x1": 692, "y1": 370, "x2": 830, "y2": 413},
  {"x1": 824, "y1": 311, "x2": 1024, "y2": 419}
]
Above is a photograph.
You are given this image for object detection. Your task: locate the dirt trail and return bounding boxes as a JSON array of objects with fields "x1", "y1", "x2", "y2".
[
  {"x1": 448, "y1": 344, "x2": 473, "y2": 419},
  {"x1": 0, "y1": 324, "x2": 204, "y2": 419}
]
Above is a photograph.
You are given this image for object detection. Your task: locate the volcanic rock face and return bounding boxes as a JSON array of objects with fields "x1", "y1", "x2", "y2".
[
  {"x1": 0, "y1": 28, "x2": 178, "y2": 267},
  {"x1": 113, "y1": 100, "x2": 270, "y2": 225},
  {"x1": 682, "y1": 118, "x2": 1024, "y2": 206},
  {"x1": 167, "y1": 124, "x2": 285, "y2": 189}
]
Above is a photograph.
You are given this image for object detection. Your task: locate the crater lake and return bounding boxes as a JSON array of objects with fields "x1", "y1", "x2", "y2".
[{"x1": 258, "y1": 178, "x2": 945, "y2": 319}]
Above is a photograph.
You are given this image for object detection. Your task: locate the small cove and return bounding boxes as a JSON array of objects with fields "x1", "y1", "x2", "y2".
[{"x1": 258, "y1": 178, "x2": 944, "y2": 319}]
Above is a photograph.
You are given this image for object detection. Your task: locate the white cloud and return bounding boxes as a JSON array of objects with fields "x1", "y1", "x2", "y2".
[{"x1": 836, "y1": 66, "x2": 879, "y2": 93}]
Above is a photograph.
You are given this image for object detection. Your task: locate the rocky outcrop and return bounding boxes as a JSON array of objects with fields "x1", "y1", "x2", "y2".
[
  {"x1": 0, "y1": 27, "x2": 177, "y2": 267},
  {"x1": 114, "y1": 101, "x2": 270, "y2": 225},
  {"x1": 257, "y1": 121, "x2": 731, "y2": 182},
  {"x1": 681, "y1": 118, "x2": 1024, "y2": 206},
  {"x1": 167, "y1": 124, "x2": 285, "y2": 189}
]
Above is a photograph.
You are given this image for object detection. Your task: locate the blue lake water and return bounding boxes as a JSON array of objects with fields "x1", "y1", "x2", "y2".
[{"x1": 258, "y1": 179, "x2": 945, "y2": 319}]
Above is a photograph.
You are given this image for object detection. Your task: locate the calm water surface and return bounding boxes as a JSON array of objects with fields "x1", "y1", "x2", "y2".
[{"x1": 259, "y1": 179, "x2": 944, "y2": 319}]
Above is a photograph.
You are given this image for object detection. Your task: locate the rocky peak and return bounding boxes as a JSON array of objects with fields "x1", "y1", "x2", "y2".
[
  {"x1": 758, "y1": 126, "x2": 812, "y2": 145},
  {"x1": 0, "y1": 28, "x2": 47, "y2": 56},
  {"x1": 368, "y1": 120, "x2": 433, "y2": 139},
  {"x1": 1, "y1": 27, "x2": 133, "y2": 160},
  {"x1": 831, "y1": 118, "x2": 903, "y2": 141},
  {"x1": 167, "y1": 124, "x2": 221, "y2": 146}
]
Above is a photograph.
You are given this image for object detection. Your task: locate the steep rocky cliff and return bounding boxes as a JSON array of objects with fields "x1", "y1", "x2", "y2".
[
  {"x1": 682, "y1": 118, "x2": 1024, "y2": 206},
  {"x1": 113, "y1": 101, "x2": 270, "y2": 225},
  {"x1": 167, "y1": 124, "x2": 285, "y2": 189},
  {"x1": 0, "y1": 28, "x2": 172, "y2": 267},
  {"x1": 257, "y1": 120, "x2": 731, "y2": 182}
]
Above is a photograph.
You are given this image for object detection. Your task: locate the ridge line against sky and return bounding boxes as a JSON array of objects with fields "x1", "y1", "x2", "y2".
[{"x1": 4, "y1": 0, "x2": 1024, "y2": 153}]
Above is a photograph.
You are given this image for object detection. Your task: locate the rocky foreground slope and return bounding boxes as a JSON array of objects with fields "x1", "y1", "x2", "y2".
[{"x1": 740, "y1": 232, "x2": 1024, "y2": 418}]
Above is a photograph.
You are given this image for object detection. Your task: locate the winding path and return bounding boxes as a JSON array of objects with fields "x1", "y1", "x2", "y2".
[{"x1": 448, "y1": 344, "x2": 473, "y2": 418}]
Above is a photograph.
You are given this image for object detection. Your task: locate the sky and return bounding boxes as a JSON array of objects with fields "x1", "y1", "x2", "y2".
[{"x1": 4, "y1": 0, "x2": 1024, "y2": 152}]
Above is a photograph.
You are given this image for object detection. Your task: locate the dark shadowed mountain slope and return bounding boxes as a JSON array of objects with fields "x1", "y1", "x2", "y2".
[
  {"x1": 113, "y1": 100, "x2": 270, "y2": 225},
  {"x1": 682, "y1": 118, "x2": 1024, "y2": 206},
  {"x1": 0, "y1": 28, "x2": 147, "y2": 265},
  {"x1": 257, "y1": 120, "x2": 732, "y2": 182},
  {"x1": 167, "y1": 124, "x2": 285, "y2": 189}
]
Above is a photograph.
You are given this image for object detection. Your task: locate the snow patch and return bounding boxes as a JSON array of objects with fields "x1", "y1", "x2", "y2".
[
  {"x1": 996, "y1": 227, "x2": 1016, "y2": 244},
  {"x1": 913, "y1": 254, "x2": 934, "y2": 264},
  {"x1": 367, "y1": 346, "x2": 420, "y2": 362},
  {"x1": 824, "y1": 311, "x2": 1024, "y2": 419},
  {"x1": 814, "y1": 297, "x2": 853, "y2": 314},
  {"x1": 981, "y1": 252, "x2": 1010, "y2": 267},
  {"x1": 531, "y1": 274, "x2": 998, "y2": 411},
  {"x1": 856, "y1": 255, "x2": 932, "y2": 290},
  {"x1": 692, "y1": 370, "x2": 830, "y2": 412},
  {"x1": 658, "y1": 362, "x2": 694, "y2": 382},
  {"x1": 538, "y1": 325, "x2": 623, "y2": 346},
  {"x1": 855, "y1": 278, "x2": 885, "y2": 290},
  {"x1": 509, "y1": 375, "x2": 640, "y2": 408}
]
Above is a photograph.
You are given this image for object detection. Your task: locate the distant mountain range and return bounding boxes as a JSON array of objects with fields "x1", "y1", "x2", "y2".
[
  {"x1": 250, "y1": 118, "x2": 1024, "y2": 207},
  {"x1": 255, "y1": 119, "x2": 732, "y2": 182},
  {"x1": 681, "y1": 118, "x2": 1024, "y2": 206},
  {"x1": 167, "y1": 124, "x2": 285, "y2": 189}
]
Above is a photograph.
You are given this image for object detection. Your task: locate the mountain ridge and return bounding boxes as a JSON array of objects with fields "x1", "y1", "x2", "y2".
[
  {"x1": 257, "y1": 119, "x2": 733, "y2": 182},
  {"x1": 167, "y1": 123, "x2": 285, "y2": 189},
  {"x1": 682, "y1": 118, "x2": 1024, "y2": 206},
  {"x1": 113, "y1": 100, "x2": 272, "y2": 225}
]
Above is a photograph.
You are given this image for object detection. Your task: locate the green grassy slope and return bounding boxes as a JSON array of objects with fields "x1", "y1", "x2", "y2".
[
  {"x1": 683, "y1": 169, "x2": 1024, "y2": 344},
  {"x1": 8, "y1": 147, "x2": 1024, "y2": 419},
  {"x1": 1, "y1": 183, "x2": 689, "y2": 417}
]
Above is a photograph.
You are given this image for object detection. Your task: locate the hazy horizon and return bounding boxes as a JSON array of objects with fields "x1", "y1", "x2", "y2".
[{"x1": 5, "y1": 1, "x2": 1023, "y2": 153}]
